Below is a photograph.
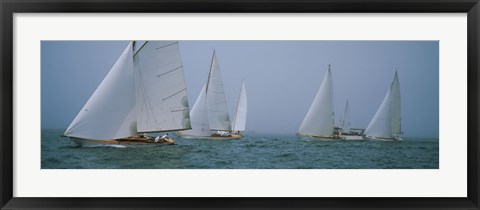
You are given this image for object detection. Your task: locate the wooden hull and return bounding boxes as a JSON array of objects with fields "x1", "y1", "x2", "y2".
[
  {"x1": 176, "y1": 133, "x2": 243, "y2": 140},
  {"x1": 68, "y1": 136, "x2": 175, "y2": 147},
  {"x1": 362, "y1": 135, "x2": 403, "y2": 141}
]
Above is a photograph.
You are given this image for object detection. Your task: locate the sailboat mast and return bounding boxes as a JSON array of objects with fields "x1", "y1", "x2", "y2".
[{"x1": 205, "y1": 50, "x2": 216, "y2": 93}]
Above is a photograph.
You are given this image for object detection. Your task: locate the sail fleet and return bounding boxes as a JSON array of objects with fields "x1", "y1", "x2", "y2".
[
  {"x1": 298, "y1": 64, "x2": 402, "y2": 141},
  {"x1": 64, "y1": 41, "x2": 403, "y2": 146},
  {"x1": 177, "y1": 51, "x2": 246, "y2": 139}
]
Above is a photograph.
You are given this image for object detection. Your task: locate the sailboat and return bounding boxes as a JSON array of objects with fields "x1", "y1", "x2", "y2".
[
  {"x1": 341, "y1": 100, "x2": 351, "y2": 135},
  {"x1": 341, "y1": 100, "x2": 364, "y2": 140},
  {"x1": 297, "y1": 64, "x2": 342, "y2": 140},
  {"x1": 63, "y1": 41, "x2": 191, "y2": 146},
  {"x1": 231, "y1": 80, "x2": 247, "y2": 136},
  {"x1": 362, "y1": 71, "x2": 402, "y2": 141},
  {"x1": 178, "y1": 50, "x2": 244, "y2": 139}
]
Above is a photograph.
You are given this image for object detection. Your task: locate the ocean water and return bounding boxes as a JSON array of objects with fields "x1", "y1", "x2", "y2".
[{"x1": 42, "y1": 129, "x2": 439, "y2": 169}]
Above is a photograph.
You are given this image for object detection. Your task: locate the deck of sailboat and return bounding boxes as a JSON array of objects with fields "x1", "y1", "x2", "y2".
[{"x1": 69, "y1": 137, "x2": 175, "y2": 146}]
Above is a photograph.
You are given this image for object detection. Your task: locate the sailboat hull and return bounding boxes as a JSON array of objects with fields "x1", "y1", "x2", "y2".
[
  {"x1": 176, "y1": 133, "x2": 243, "y2": 140},
  {"x1": 297, "y1": 134, "x2": 345, "y2": 141},
  {"x1": 362, "y1": 135, "x2": 403, "y2": 141},
  {"x1": 68, "y1": 137, "x2": 175, "y2": 147},
  {"x1": 342, "y1": 135, "x2": 364, "y2": 141}
]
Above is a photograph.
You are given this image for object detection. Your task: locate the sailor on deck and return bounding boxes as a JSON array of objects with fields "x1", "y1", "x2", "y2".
[{"x1": 155, "y1": 134, "x2": 168, "y2": 142}]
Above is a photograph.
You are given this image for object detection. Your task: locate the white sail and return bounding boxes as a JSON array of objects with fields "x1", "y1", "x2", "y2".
[
  {"x1": 206, "y1": 51, "x2": 232, "y2": 131},
  {"x1": 179, "y1": 85, "x2": 211, "y2": 136},
  {"x1": 232, "y1": 80, "x2": 247, "y2": 132},
  {"x1": 134, "y1": 41, "x2": 191, "y2": 133},
  {"x1": 64, "y1": 43, "x2": 137, "y2": 140},
  {"x1": 364, "y1": 71, "x2": 401, "y2": 139},
  {"x1": 341, "y1": 100, "x2": 351, "y2": 134},
  {"x1": 298, "y1": 65, "x2": 335, "y2": 137}
]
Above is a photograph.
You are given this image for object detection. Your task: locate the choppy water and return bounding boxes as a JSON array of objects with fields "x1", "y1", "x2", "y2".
[{"x1": 42, "y1": 129, "x2": 439, "y2": 169}]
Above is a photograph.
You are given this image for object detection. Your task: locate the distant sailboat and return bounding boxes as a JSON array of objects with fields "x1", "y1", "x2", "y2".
[
  {"x1": 232, "y1": 80, "x2": 247, "y2": 135},
  {"x1": 340, "y1": 100, "x2": 364, "y2": 140},
  {"x1": 178, "y1": 50, "x2": 244, "y2": 139},
  {"x1": 341, "y1": 100, "x2": 351, "y2": 135},
  {"x1": 363, "y1": 71, "x2": 402, "y2": 141},
  {"x1": 64, "y1": 41, "x2": 191, "y2": 146},
  {"x1": 297, "y1": 64, "x2": 341, "y2": 140}
]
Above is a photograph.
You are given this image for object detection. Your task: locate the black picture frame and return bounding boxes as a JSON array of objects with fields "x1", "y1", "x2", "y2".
[{"x1": 1, "y1": 0, "x2": 479, "y2": 209}]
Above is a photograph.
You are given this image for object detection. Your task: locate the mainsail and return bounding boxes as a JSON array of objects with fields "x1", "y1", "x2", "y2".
[
  {"x1": 206, "y1": 51, "x2": 232, "y2": 131},
  {"x1": 134, "y1": 41, "x2": 191, "y2": 133},
  {"x1": 64, "y1": 41, "x2": 191, "y2": 140},
  {"x1": 364, "y1": 71, "x2": 401, "y2": 139},
  {"x1": 232, "y1": 80, "x2": 247, "y2": 132},
  {"x1": 298, "y1": 65, "x2": 335, "y2": 137}
]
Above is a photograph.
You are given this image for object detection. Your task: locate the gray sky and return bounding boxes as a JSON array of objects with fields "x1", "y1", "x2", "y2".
[{"x1": 41, "y1": 41, "x2": 438, "y2": 138}]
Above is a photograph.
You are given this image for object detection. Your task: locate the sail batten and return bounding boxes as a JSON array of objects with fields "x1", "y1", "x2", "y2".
[
  {"x1": 156, "y1": 66, "x2": 183, "y2": 77},
  {"x1": 163, "y1": 88, "x2": 187, "y2": 101},
  {"x1": 298, "y1": 65, "x2": 335, "y2": 137}
]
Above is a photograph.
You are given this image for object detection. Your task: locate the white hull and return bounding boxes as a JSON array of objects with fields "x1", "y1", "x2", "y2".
[
  {"x1": 342, "y1": 135, "x2": 364, "y2": 141},
  {"x1": 297, "y1": 134, "x2": 345, "y2": 141},
  {"x1": 362, "y1": 135, "x2": 403, "y2": 141}
]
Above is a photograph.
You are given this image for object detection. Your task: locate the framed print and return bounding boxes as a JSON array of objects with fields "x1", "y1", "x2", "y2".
[{"x1": 1, "y1": 0, "x2": 479, "y2": 209}]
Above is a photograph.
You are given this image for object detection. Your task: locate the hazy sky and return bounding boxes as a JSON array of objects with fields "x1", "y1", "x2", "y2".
[{"x1": 41, "y1": 41, "x2": 438, "y2": 138}]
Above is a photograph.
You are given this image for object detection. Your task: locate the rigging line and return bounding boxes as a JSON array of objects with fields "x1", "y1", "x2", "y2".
[
  {"x1": 162, "y1": 88, "x2": 186, "y2": 101},
  {"x1": 157, "y1": 66, "x2": 182, "y2": 77},
  {"x1": 133, "y1": 41, "x2": 149, "y2": 57},
  {"x1": 205, "y1": 50, "x2": 215, "y2": 92}
]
